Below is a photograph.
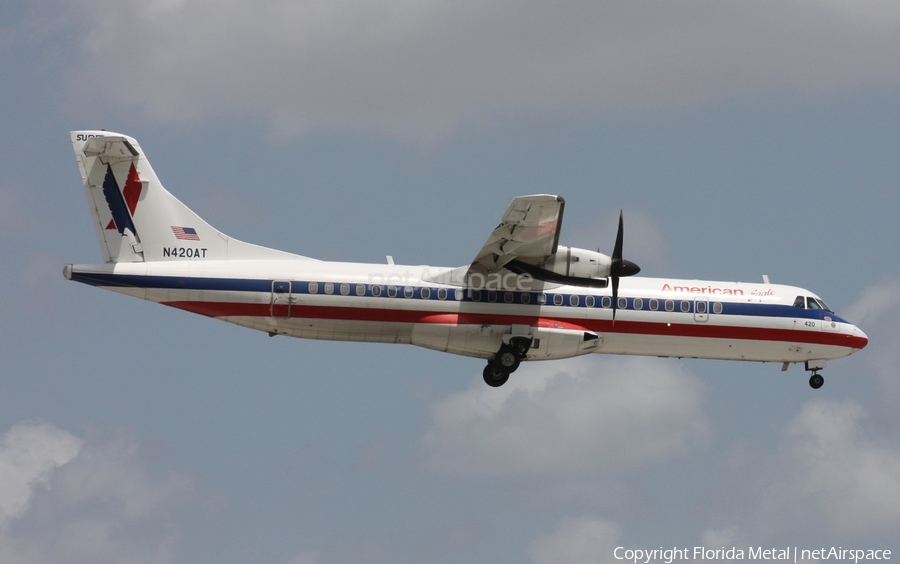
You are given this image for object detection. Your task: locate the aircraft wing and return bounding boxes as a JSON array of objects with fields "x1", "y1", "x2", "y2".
[{"x1": 469, "y1": 194, "x2": 565, "y2": 277}]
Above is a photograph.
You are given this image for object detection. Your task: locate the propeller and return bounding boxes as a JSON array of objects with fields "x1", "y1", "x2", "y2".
[{"x1": 610, "y1": 210, "x2": 641, "y2": 322}]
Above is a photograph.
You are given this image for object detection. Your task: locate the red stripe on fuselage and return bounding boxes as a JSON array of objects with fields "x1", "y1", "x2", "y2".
[{"x1": 162, "y1": 300, "x2": 867, "y2": 350}]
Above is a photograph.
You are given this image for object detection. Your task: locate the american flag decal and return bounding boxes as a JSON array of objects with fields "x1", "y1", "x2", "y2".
[{"x1": 171, "y1": 226, "x2": 200, "y2": 241}]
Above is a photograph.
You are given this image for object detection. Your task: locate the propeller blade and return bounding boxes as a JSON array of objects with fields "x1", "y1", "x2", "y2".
[
  {"x1": 611, "y1": 211, "x2": 622, "y2": 323},
  {"x1": 609, "y1": 210, "x2": 640, "y2": 324},
  {"x1": 612, "y1": 210, "x2": 624, "y2": 262},
  {"x1": 611, "y1": 275, "x2": 619, "y2": 323}
]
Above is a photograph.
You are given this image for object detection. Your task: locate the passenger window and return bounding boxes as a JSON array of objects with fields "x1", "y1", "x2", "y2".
[
  {"x1": 633, "y1": 298, "x2": 643, "y2": 310},
  {"x1": 340, "y1": 283, "x2": 350, "y2": 295},
  {"x1": 537, "y1": 294, "x2": 547, "y2": 305},
  {"x1": 504, "y1": 292, "x2": 514, "y2": 303},
  {"x1": 487, "y1": 291, "x2": 497, "y2": 303},
  {"x1": 585, "y1": 295, "x2": 595, "y2": 308},
  {"x1": 356, "y1": 284, "x2": 365, "y2": 296},
  {"x1": 553, "y1": 294, "x2": 564, "y2": 306},
  {"x1": 372, "y1": 285, "x2": 382, "y2": 297},
  {"x1": 325, "y1": 282, "x2": 334, "y2": 295},
  {"x1": 649, "y1": 299, "x2": 658, "y2": 311},
  {"x1": 601, "y1": 296, "x2": 612, "y2": 308},
  {"x1": 454, "y1": 289, "x2": 463, "y2": 301},
  {"x1": 521, "y1": 293, "x2": 531, "y2": 304},
  {"x1": 569, "y1": 295, "x2": 579, "y2": 306},
  {"x1": 696, "y1": 301, "x2": 707, "y2": 314},
  {"x1": 618, "y1": 297, "x2": 627, "y2": 310},
  {"x1": 437, "y1": 288, "x2": 447, "y2": 300},
  {"x1": 404, "y1": 286, "x2": 414, "y2": 298},
  {"x1": 713, "y1": 302, "x2": 723, "y2": 314},
  {"x1": 421, "y1": 287, "x2": 431, "y2": 299},
  {"x1": 665, "y1": 300, "x2": 675, "y2": 312},
  {"x1": 387, "y1": 286, "x2": 397, "y2": 298},
  {"x1": 680, "y1": 301, "x2": 690, "y2": 313},
  {"x1": 471, "y1": 290, "x2": 482, "y2": 302},
  {"x1": 308, "y1": 282, "x2": 319, "y2": 294}
]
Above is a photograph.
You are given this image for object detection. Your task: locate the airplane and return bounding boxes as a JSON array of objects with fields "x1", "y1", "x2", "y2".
[{"x1": 64, "y1": 131, "x2": 868, "y2": 388}]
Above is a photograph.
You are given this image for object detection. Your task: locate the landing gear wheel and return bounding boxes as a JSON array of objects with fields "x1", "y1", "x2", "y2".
[
  {"x1": 809, "y1": 373, "x2": 824, "y2": 389},
  {"x1": 483, "y1": 363, "x2": 510, "y2": 387},
  {"x1": 495, "y1": 346, "x2": 521, "y2": 373},
  {"x1": 483, "y1": 340, "x2": 529, "y2": 387}
]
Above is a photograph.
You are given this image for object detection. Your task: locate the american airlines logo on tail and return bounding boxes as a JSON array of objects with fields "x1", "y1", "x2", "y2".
[{"x1": 102, "y1": 163, "x2": 143, "y2": 234}]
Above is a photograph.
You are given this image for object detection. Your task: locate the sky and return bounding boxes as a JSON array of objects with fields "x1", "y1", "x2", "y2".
[{"x1": 2, "y1": 1, "x2": 900, "y2": 562}]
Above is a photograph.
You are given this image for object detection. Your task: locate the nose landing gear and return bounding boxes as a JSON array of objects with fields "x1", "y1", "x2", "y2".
[
  {"x1": 482, "y1": 337, "x2": 532, "y2": 387},
  {"x1": 808, "y1": 372, "x2": 824, "y2": 389},
  {"x1": 806, "y1": 360, "x2": 826, "y2": 389}
]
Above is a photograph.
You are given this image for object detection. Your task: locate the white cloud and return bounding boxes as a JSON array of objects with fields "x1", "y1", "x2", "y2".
[
  {"x1": 763, "y1": 400, "x2": 900, "y2": 536},
  {"x1": 527, "y1": 517, "x2": 622, "y2": 564},
  {"x1": 0, "y1": 420, "x2": 81, "y2": 527},
  {"x1": 286, "y1": 551, "x2": 324, "y2": 564},
  {"x1": 721, "y1": 399, "x2": 900, "y2": 542},
  {"x1": 422, "y1": 356, "x2": 710, "y2": 476},
  {"x1": 0, "y1": 422, "x2": 190, "y2": 564},
  {"x1": 53, "y1": 0, "x2": 900, "y2": 140},
  {"x1": 699, "y1": 526, "x2": 743, "y2": 549},
  {"x1": 843, "y1": 277, "x2": 900, "y2": 406},
  {"x1": 842, "y1": 276, "x2": 900, "y2": 328}
]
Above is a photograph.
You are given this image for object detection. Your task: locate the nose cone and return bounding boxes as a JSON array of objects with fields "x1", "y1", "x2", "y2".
[{"x1": 849, "y1": 325, "x2": 868, "y2": 352}]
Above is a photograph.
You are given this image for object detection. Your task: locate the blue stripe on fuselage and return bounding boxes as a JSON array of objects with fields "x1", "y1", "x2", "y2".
[{"x1": 68, "y1": 271, "x2": 850, "y2": 324}]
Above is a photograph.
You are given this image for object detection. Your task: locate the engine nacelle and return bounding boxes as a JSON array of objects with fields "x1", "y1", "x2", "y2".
[{"x1": 540, "y1": 246, "x2": 612, "y2": 280}]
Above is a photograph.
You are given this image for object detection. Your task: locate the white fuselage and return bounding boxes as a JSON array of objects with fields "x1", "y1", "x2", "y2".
[{"x1": 65, "y1": 259, "x2": 869, "y2": 366}]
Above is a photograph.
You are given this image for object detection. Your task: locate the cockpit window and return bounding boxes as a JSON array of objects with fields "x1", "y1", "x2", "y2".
[
  {"x1": 793, "y1": 295, "x2": 834, "y2": 312},
  {"x1": 807, "y1": 296, "x2": 833, "y2": 312}
]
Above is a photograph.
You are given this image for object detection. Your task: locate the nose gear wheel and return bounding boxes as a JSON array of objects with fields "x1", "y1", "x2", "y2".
[{"x1": 809, "y1": 372, "x2": 824, "y2": 389}]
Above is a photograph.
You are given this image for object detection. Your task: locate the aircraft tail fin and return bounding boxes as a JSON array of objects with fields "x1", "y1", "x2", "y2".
[{"x1": 70, "y1": 131, "x2": 306, "y2": 263}]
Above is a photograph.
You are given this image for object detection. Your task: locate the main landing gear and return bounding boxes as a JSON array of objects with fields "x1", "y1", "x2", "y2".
[{"x1": 483, "y1": 337, "x2": 531, "y2": 387}]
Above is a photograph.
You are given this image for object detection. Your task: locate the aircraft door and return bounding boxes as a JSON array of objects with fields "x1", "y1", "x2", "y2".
[
  {"x1": 270, "y1": 280, "x2": 293, "y2": 318},
  {"x1": 694, "y1": 297, "x2": 709, "y2": 322}
]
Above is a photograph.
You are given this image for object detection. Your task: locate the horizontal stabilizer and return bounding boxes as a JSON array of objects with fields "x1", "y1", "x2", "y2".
[{"x1": 82, "y1": 136, "x2": 139, "y2": 162}]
